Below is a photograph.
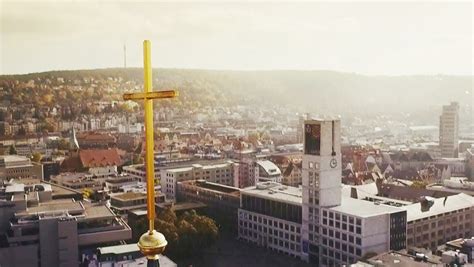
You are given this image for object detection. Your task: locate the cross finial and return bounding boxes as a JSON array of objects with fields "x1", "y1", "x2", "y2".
[{"x1": 123, "y1": 40, "x2": 178, "y2": 265}]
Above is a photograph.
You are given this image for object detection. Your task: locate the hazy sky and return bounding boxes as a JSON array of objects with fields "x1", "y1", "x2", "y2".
[{"x1": 1, "y1": 1, "x2": 472, "y2": 75}]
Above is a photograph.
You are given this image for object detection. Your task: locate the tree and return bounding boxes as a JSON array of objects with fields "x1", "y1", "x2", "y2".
[
  {"x1": 128, "y1": 208, "x2": 219, "y2": 260},
  {"x1": 31, "y1": 152, "x2": 42, "y2": 162},
  {"x1": 58, "y1": 139, "x2": 70, "y2": 150},
  {"x1": 411, "y1": 180, "x2": 428, "y2": 189},
  {"x1": 9, "y1": 145, "x2": 17, "y2": 155},
  {"x1": 17, "y1": 126, "x2": 26, "y2": 136}
]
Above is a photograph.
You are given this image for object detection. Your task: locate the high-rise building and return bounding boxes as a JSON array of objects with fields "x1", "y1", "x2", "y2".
[
  {"x1": 301, "y1": 119, "x2": 343, "y2": 262},
  {"x1": 439, "y1": 102, "x2": 460, "y2": 158}
]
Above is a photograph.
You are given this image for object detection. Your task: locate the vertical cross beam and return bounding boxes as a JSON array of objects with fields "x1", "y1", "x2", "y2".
[
  {"x1": 124, "y1": 40, "x2": 178, "y2": 264},
  {"x1": 143, "y1": 40, "x2": 155, "y2": 233}
]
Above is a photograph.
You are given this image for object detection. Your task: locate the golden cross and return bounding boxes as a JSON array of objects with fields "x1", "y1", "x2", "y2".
[{"x1": 123, "y1": 40, "x2": 178, "y2": 262}]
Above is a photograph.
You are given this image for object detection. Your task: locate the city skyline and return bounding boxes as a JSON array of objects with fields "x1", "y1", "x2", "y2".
[{"x1": 1, "y1": 1, "x2": 473, "y2": 75}]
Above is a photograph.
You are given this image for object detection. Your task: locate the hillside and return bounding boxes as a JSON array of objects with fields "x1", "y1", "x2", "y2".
[{"x1": 1, "y1": 68, "x2": 472, "y2": 114}]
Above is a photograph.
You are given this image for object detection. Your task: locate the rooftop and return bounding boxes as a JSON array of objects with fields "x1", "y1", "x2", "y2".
[
  {"x1": 256, "y1": 160, "x2": 282, "y2": 177},
  {"x1": 111, "y1": 192, "x2": 146, "y2": 201},
  {"x1": 84, "y1": 204, "x2": 116, "y2": 219},
  {"x1": 242, "y1": 182, "x2": 302, "y2": 205},
  {"x1": 366, "y1": 250, "x2": 442, "y2": 266},
  {"x1": 16, "y1": 199, "x2": 84, "y2": 216},
  {"x1": 79, "y1": 148, "x2": 121, "y2": 168},
  {"x1": 330, "y1": 196, "x2": 404, "y2": 218},
  {"x1": 403, "y1": 193, "x2": 474, "y2": 222},
  {"x1": 97, "y1": 243, "x2": 177, "y2": 267}
]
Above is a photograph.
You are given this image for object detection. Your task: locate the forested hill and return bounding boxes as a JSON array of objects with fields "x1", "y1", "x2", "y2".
[{"x1": 1, "y1": 68, "x2": 471, "y2": 113}]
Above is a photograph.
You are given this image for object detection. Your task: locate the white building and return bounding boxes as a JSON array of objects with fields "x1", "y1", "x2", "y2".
[
  {"x1": 161, "y1": 161, "x2": 235, "y2": 201},
  {"x1": 237, "y1": 118, "x2": 474, "y2": 266},
  {"x1": 238, "y1": 182, "x2": 303, "y2": 258},
  {"x1": 254, "y1": 160, "x2": 282, "y2": 184}
]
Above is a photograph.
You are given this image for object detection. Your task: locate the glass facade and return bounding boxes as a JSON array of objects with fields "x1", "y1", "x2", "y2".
[{"x1": 242, "y1": 194, "x2": 302, "y2": 224}]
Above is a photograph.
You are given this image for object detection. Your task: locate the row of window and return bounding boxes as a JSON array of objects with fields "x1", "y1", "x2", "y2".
[
  {"x1": 322, "y1": 238, "x2": 362, "y2": 259},
  {"x1": 408, "y1": 221, "x2": 471, "y2": 235},
  {"x1": 321, "y1": 228, "x2": 362, "y2": 246},
  {"x1": 322, "y1": 218, "x2": 362, "y2": 234},
  {"x1": 241, "y1": 212, "x2": 301, "y2": 233}
]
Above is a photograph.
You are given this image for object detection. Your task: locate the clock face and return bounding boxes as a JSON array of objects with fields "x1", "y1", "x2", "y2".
[{"x1": 330, "y1": 158, "x2": 338, "y2": 168}]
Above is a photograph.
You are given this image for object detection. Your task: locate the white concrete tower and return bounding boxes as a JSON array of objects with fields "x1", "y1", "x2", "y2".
[{"x1": 301, "y1": 118, "x2": 342, "y2": 263}]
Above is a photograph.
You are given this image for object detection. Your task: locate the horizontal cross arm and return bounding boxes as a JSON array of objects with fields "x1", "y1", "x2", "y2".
[{"x1": 123, "y1": 90, "x2": 179, "y2": 101}]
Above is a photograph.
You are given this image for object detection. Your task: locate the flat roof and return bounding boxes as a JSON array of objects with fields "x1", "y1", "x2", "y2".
[
  {"x1": 111, "y1": 192, "x2": 146, "y2": 201},
  {"x1": 194, "y1": 180, "x2": 240, "y2": 194},
  {"x1": 16, "y1": 199, "x2": 83, "y2": 216},
  {"x1": 84, "y1": 204, "x2": 115, "y2": 219},
  {"x1": 166, "y1": 167, "x2": 193, "y2": 173},
  {"x1": 170, "y1": 202, "x2": 207, "y2": 211},
  {"x1": 367, "y1": 250, "x2": 442, "y2": 266},
  {"x1": 330, "y1": 196, "x2": 404, "y2": 218},
  {"x1": 403, "y1": 193, "x2": 474, "y2": 222},
  {"x1": 242, "y1": 182, "x2": 302, "y2": 205},
  {"x1": 5, "y1": 183, "x2": 24, "y2": 193}
]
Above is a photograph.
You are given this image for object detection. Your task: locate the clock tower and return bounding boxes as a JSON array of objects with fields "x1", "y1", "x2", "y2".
[{"x1": 301, "y1": 118, "x2": 342, "y2": 263}]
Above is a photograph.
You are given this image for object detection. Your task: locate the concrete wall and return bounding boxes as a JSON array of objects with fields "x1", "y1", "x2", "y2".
[
  {"x1": 39, "y1": 218, "x2": 59, "y2": 267},
  {"x1": 58, "y1": 219, "x2": 79, "y2": 267},
  {"x1": 362, "y1": 214, "x2": 390, "y2": 255},
  {"x1": 0, "y1": 244, "x2": 38, "y2": 267}
]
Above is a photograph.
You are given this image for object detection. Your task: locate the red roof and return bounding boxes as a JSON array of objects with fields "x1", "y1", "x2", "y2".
[{"x1": 79, "y1": 149, "x2": 121, "y2": 168}]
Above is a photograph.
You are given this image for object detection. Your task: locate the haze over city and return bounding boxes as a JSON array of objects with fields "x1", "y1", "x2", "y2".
[{"x1": 1, "y1": 1, "x2": 473, "y2": 75}]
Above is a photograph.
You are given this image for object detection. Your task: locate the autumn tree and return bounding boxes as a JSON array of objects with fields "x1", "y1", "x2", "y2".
[
  {"x1": 129, "y1": 208, "x2": 219, "y2": 260},
  {"x1": 9, "y1": 145, "x2": 17, "y2": 155}
]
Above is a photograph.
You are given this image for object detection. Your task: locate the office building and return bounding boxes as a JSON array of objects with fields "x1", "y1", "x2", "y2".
[
  {"x1": 0, "y1": 180, "x2": 131, "y2": 267},
  {"x1": 0, "y1": 155, "x2": 43, "y2": 180},
  {"x1": 238, "y1": 182, "x2": 303, "y2": 258},
  {"x1": 439, "y1": 102, "x2": 459, "y2": 158},
  {"x1": 405, "y1": 194, "x2": 474, "y2": 250},
  {"x1": 177, "y1": 179, "x2": 240, "y2": 228},
  {"x1": 161, "y1": 160, "x2": 235, "y2": 201}
]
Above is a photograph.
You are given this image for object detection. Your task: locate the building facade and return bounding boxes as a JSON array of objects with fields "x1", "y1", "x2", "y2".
[
  {"x1": 161, "y1": 161, "x2": 234, "y2": 201},
  {"x1": 0, "y1": 180, "x2": 131, "y2": 267},
  {"x1": 238, "y1": 182, "x2": 303, "y2": 258}
]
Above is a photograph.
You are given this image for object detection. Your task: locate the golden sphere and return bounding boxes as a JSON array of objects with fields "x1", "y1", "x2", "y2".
[{"x1": 137, "y1": 230, "x2": 168, "y2": 260}]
